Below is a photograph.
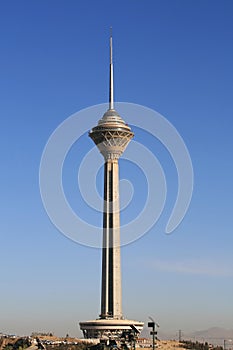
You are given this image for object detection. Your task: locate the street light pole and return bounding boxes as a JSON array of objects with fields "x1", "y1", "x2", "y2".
[
  {"x1": 148, "y1": 317, "x2": 159, "y2": 350},
  {"x1": 148, "y1": 321, "x2": 155, "y2": 350}
]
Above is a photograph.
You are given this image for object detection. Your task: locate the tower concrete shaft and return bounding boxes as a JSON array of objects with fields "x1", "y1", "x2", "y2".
[{"x1": 101, "y1": 159, "x2": 122, "y2": 319}]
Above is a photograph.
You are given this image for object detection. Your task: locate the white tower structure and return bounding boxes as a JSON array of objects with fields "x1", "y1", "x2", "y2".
[{"x1": 79, "y1": 33, "x2": 144, "y2": 341}]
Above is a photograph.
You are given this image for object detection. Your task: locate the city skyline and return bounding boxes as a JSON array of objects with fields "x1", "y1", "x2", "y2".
[{"x1": 0, "y1": 0, "x2": 232, "y2": 337}]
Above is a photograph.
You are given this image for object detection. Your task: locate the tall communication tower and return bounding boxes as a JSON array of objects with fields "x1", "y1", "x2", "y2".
[{"x1": 79, "y1": 32, "x2": 144, "y2": 341}]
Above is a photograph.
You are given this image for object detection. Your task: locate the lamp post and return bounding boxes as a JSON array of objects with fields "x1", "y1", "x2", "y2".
[{"x1": 148, "y1": 317, "x2": 160, "y2": 350}]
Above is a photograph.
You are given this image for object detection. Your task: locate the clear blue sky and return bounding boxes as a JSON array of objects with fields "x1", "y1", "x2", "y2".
[{"x1": 0, "y1": 0, "x2": 233, "y2": 338}]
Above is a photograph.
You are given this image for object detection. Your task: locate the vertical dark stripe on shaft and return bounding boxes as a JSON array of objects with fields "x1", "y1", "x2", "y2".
[
  {"x1": 101, "y1": 161, "x2": 114, "y2": 317},
  {"x1": 103, "y1": 161, "x2": 108, "y2": 229},
  {"x1": 101, "y1": 162, "x2": 108, "y2": 317},
  {"x1": 108, "y1": 162, "x2": 113, "y2": 316}
]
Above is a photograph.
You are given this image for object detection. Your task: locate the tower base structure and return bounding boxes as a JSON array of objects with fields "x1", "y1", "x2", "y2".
[{"x1": 79, "y1": 318, "x2": 144, "y2": 340}]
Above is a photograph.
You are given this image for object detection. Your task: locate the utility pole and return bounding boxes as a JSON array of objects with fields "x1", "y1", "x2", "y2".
[{"x1": 179, "y1": 330, "x2": 182, "y2": 342}]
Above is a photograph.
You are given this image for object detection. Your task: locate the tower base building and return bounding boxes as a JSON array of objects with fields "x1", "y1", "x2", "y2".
[{"x1": 79, "y1": 319, "x2": 144, "y2": 340}]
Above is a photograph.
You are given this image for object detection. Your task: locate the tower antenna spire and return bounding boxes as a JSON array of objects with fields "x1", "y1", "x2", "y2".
[{"x1": 109, "y1": 27, "x2": 114, "y2": 110}]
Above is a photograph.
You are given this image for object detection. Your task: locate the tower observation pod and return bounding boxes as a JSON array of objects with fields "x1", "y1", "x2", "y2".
[{"x1": 79, "y1": 32, "x2": 144, "y2": 342}]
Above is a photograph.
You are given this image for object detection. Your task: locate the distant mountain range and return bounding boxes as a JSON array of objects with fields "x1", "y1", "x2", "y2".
[
  {"x1": 141, "y1": 327, "x2": 233, "y2": 346},
  {"x1": 188, "y1": 327, "x2": 233, "y2": 340}
]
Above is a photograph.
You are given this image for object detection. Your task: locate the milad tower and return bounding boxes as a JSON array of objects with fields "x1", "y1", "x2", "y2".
[{"x1": 79, "y1": 33, "x2": 144, "y2": 341}]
